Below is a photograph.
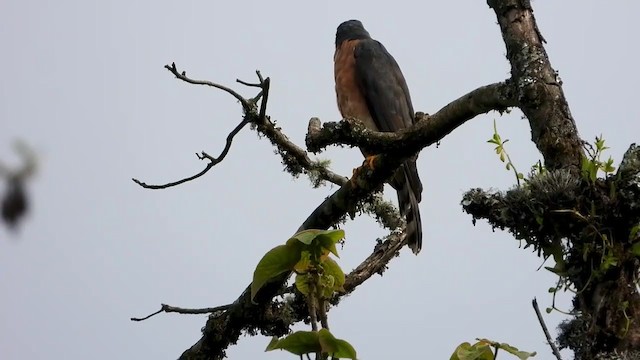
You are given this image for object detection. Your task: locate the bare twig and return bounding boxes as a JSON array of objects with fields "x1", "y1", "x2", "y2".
[
  {"x1": 532, "y1": 298, "x2": 563, "y2": 360},
  {"x1": 131, "y1": 303, "x2": 231, "y2": 322},
  {"x1": 132, "y1": 117, "x2": 251, "y2": 189},
  {"x1": 132, "y1": 63, "x2": 263, "y2": 190},
  {"x1": 165, "y1": 62, "x2": 251, "y2": 111},
  {"x1": 258, "y1": 77, "x2": 270, "y2": 122},
  {"x1": 236, "y1": 79, "x2": 261, "y2": 88}
]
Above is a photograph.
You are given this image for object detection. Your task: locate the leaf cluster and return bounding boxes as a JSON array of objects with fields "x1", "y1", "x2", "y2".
[{"x1": 251, "y1": 229, "x2": 356, "y2": 359}]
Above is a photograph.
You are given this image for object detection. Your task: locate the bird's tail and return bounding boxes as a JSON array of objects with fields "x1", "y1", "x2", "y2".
[{"x1": 394, "y1": 161, "x2": 423, "y2": 254}]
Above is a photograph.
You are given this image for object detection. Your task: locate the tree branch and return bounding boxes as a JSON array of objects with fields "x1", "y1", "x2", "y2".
[
  {"x1": 487, "y1": 0, "x2": 584, "y2": 172},
  {"x1": 532, "y1": 298, "x2": 563, "y2": 360},
  {"x1": 306, "y1": 81, "x2": 517, "y2": 154},
  {"x1": 132, "y1": 63, "x2": 264, "y2": 189},
  {"x1": 132, "y1": 118, "x2": 251, "y2": 189},
  {"x1": 165, "y1": 62, "x2": 253, "y2": 111},
  {"x1": 131, "y1": 303, "x2": 231, "y2": 322},
  {"x1": 177, "y1": 81, "x2": 520, "y2": 360}
]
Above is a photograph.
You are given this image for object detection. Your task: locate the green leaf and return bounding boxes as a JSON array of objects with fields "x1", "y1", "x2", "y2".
[
  {"x1": 318, "y1": 329, "x2": 357, "y2": 359},
  {"x1": 595, "y1": 136, "x2": 608, "y2": 151},
  {"x1": 581, "y1": 157, "x2": 598, "y2": 182},
  {"x1": 603, "y1": 156, "x2": 616, "y2": 173},
  {"x1": 496, "y1": 342, "x2": 537, "y2": 359},
  {"x1": 265, "y1": 331, "x2": 321, "y2": 356},
  {"x1": 450, "y1": 341, "x2": 493, "y2": 360},
  {"x1": 332, "y1": 339, "x2": 358, "y2": 359},
  {"x1": 517, "y1": 172, "x2": 524, "y2": 179},
  {"x1": 631, "y1": 224, "x2": 640, "y2": 242},
  {"x1": 295, "y1": 273, "x2": 312, "y2": 296},
  {"x1": 545, "y1": 307, "x2": 553, "y2": 314},
  {"x1": 289, "y1": 229, "x2": 323, "y2": 245},
  {"x1": 316, "y1": 229, "x2": 345, "y2": 257},
  {"x1": 294, "y1": 251, "x2": 312, "y2": 273},
  {"x1": 544, "y1": 266, "x2": 564, "y2": 275},
  {"x1": 265, "y1": 336, "x2": 279, "y2": 351},
  {"x1": 251, "y1": 244, "x2": 301, "y2": 301},
  {"x1": 320, "y1": 274, "x2": 335, "y2": 298},
  {"x1": 534, "y1": 214, "x2": 544, "y2": 226},
  {"x1": 492, "y1": 131, "x2": 501, "y2": 144},
  {"x1": 580, "y1": 157, "x2": 589, "y2": 174},
  {"x1": 600, "y1": 252, "x2": 618, "y2": 271},
  {"x1": 589, "y1": 162, "x2": 597, "y2": 182},
  {"x1": 322, "y1": 257, "x2": 345, "y2": 292},
  {"x1": 288, "y1": 229, "x2": 344, "y2": 258}
]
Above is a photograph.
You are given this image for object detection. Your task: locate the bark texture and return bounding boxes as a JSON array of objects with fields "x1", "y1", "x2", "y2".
[{"x1": 488, "y1": 0, "x2": 584, "y2": 173}]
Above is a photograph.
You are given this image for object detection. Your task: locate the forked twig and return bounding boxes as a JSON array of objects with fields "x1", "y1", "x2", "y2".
[
  {"x1": 133, "y1": 65, "x2": 268, "y2": 189},
  {"x1": 165, "y1": 62, "x2": 251, "y2": 111},
  {"x1": 132, "y1": 117, "x2": 251, "y2": 189}
]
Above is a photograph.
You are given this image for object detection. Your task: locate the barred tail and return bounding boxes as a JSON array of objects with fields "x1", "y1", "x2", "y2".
[{"x1": 394, "y1": 161, "x2": 423, "y2": 254}]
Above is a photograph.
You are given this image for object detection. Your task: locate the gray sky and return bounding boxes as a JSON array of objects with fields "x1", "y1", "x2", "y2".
[{"x1": 1, "y1": 1, "x2": 639, "y2": 359}]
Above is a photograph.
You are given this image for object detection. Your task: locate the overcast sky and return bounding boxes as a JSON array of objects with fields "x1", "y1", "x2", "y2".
[{"x1": 1, "y1": 1, "x2": 639, "y2": 359}]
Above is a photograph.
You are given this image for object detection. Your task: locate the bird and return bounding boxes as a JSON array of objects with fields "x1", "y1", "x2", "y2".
[{"x1": 334, "y1": 19, "x2": 424, "y2": 254}]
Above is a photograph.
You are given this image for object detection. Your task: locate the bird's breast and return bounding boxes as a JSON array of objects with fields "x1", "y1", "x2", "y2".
[{"x1": 334, "y1": 40, "x2": 377, "y2": 131}]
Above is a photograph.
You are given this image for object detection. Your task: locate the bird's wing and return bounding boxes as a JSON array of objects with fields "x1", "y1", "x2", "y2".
[
  {"x1": 353, "y1": 39, "x2": 416, "y2": 131},
  {"x1": 353, "y1": 38, "x2": 424, "y2": 254},
  {"x1": 353, "y1": 39, "x2": 422, "y2": 200}
]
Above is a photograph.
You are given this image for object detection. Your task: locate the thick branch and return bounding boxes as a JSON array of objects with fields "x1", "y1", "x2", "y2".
[
  {"x1": 179, "y1": 81, "x2": 518, "y2": 360},
  {"x1": 306, "y1": 81, "x2": 517, "y2": 154},
  {"x1": 488, "y1": 0, "x2": 584, "y2": 172}
]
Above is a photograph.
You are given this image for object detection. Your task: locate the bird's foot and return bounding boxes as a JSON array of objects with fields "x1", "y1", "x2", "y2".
[
  {"x1": 363, "y1": 155, "x2": 377, "y2": 169},
  {"x1": 349, "y1": 155, "x2": 378, "y2": 185}
]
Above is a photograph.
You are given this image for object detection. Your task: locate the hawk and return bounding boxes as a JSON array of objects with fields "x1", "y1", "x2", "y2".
[{"x1": 334, "y1": 20, "x2": 423, "y2": 254}]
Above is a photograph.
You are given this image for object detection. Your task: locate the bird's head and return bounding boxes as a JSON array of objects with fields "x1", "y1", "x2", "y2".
[{"x1": 335, "y1": 20, "x2": 371, "y2": 48}]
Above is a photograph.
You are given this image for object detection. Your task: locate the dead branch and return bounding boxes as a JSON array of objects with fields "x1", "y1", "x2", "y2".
[
  {"x1": 165, "y1": 62, "x2": 253, "y2": 111},
  {"x1": 131, "y1": 117, "x2": 251, "y2": 189},
  {"x1": 131, "y1": 64, "x2": 266, "y2": 189},
  {"x1": 131, "y1": 303, "x2": 231, "y2": 322}
]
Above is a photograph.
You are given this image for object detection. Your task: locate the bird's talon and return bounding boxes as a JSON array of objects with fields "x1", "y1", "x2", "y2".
[{"x1": 364, "y1": 155, "x2": 377, "y2": 169}]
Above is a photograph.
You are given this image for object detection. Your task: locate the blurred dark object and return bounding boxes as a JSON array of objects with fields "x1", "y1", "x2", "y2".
[
  {"x1": 2, "y1": 177, "x2": 28, "y2": 228},
  {"x1": 0, "y1": 140, "x2": 37, "y2": 230}
]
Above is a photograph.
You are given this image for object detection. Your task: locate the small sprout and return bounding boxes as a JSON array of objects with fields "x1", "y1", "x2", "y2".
[{"x1": 487, "y1": 120, "x2": 522, "y2": 186}]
